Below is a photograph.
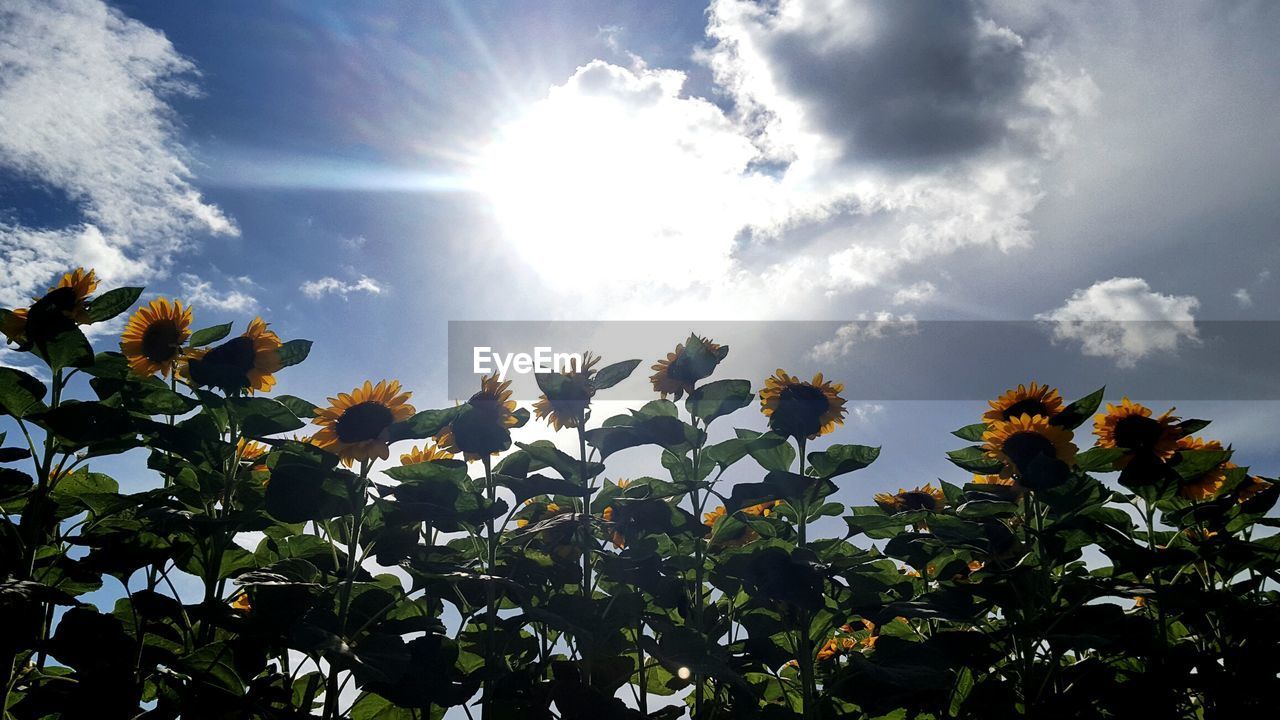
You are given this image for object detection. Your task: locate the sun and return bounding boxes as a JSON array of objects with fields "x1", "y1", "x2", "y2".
[{"x1": 471, "y1": 61, "x2": 765, "y2": 291}]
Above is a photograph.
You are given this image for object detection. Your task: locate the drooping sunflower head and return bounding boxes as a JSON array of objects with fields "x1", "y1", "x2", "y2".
[
  {"x1": 120, "y1": 298, "x2": 193, "y2": 377},
  {"x1": 6, "y1": 268, "x2": 100, "y2": 348},
  {"x1": 533, "y1": 351, "x2": 600, "y2": 431},
  {"x1": 183, "y1": 317, "x2": 284, "y2": 394},
  {"x1": 0, "y1": 308, "x2": 28, "y2": 345},
  {"x1": 45, "y1": 267, "x2": 99, "y2": 325},
  {"x1": 1093, "y1": 398, "x2": 1181, "y2": 460},
  {"x1": 649, "y1": 334, "x2": 727, "y2": 400},
  {"x1": 874, "y1": 484, "x2": 947, "y2": 513},
  {"x1": 703, "y1": 506, "x2": 727, "y2": 527},
  {"x1": 983, "y1": 383, "x2": 1064, "y2": 424},
  {"x1": 983, "y1": 414, "x2": 1078, "y2": 482},
  {"x1": 759, "y1": 369, "x2": 847, "y2": 440},
  {"x1": 399, "y1": 441, "x2": 455, "y2": 466},
  {"x1": 436, "y1": 373, "x2": 519, "y2": 461},
  {"x1": 236, "y1": 437, "x2": 269, "y2": 462},
  {"x1": 313, "y1": 380, "x2": 416, "y2": 467},
  {"x1": 1174, "y1": 436, "x2": 1234, "y2": 501}
]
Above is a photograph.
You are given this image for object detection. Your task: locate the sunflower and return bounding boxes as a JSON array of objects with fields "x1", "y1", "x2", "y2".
[
  {"x1": 650, "y1": 335, "x2": 725, "y2": 400},
  {"x1": 399, "y1": 442, "x2": 455, "y2": 466},
  {"x1": 759, "y1": 369, "x2": 847, "y2": 440},
  {"x1": 1174, "y1": 436, "x2": 1234, "y2": 501},
  {"x1": 313, "y1": 380, "x2": 416, "y2": 467},
  {"x1": 436, "y1": 373, "x2": 518, "y2": 461},
  {"x1": 1236, "y1": 476, "x2": 1275, "y2": 510},
  {"x1": 236, "y1": 437, "x2": 269, "y2": 462},
  {"x1": 703, "y1": 506, "x2": 727, "y2": 527},
  {"x1": 874, "y1": 484, "x2": 947, "y2": 513},
  {"x1": 972, "y1": 473, "x2": 1017, "y2": 487},
  {"x1": 533, "y1": 351, "x2": 599, "y2": 431},
  {"x1": 119, "y1": 298, "x2": 193, "y2": 377},
  {"x1": 42, "y1": 267, "x2": 99, "y2": 325},
  {"x1": 1093, "y1": 398, "x2": 1181, "y2": 463},
  {"x1": 983, "y1": 414, "x2": 1078, "y2": 479},
  {"x1": 3, "y1": 268, "x2": 100, "y2": 346},
  {"x1": 743, "y1": 500, "x2": 779, "y2": 517},
  {"x1": 0, "y1": 308, "x2": 28, "y2": 345},
  {"x1": 602, "y1": 506, "x2": 626, "y2": 549},
  {"x1": 183, "y1": 317, "x2": 284, "y2": 394},
  {"x1": 614, "y1": 478, "x2": 631, "y2": 490},
  {"x1": 983, "y1": 383, "x2": 1064, "y2": 424},
  {"x1": 230, "y1": 593, "x2": 252, "y2": 613}
]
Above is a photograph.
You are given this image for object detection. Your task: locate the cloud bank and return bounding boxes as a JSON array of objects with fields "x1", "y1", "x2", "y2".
[
  {"x1": 1036, "y1": 277, "x2": 1200, "y2": 368},
  {"x1": 0, "y1": 0, "x2": 235, "y2": 307}
]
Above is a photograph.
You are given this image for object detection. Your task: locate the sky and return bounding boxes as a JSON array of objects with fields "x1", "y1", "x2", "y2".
[{"x1": 3, "y1": 0, "x2": 1280, "y2": 511}]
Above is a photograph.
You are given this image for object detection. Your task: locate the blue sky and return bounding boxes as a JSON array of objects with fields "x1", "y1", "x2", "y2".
[{"x1": 3, "y1": 0, "x2": 1280, "y2": 507}]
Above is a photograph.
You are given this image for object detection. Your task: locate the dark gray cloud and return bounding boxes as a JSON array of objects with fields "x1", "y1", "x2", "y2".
[{"x1": 749, "y1": 0, "x2": 1034, "y2": 167}]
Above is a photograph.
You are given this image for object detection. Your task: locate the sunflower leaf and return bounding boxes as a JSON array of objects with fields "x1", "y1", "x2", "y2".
[
  {"x1": 1051, "y1": 387, "x2": 1105, "y2": 430},
  {"x1": 0, "y1": 366, "x2": 48, "y2": 419},
  {"x1": 807, "y1": 444, "x2": 880, "y2": 479},
  {"x1": 1176, "y1": 418, "x2": 1212, "y2": 435},
  {"x1": 387, "y1": 406, "x2": 465, "y2": 442},
  {"x1": 188, "y1": 323, "x2": 233, "y2": 348},
  {"x1": 592, "y1": 359, "x2": 641, "y2": 390},
  {"x1": 277, "y1": 339, "x2": 312, "y2": 369},
  {"x1": 276, "y1": 394, "x2": 319, "y2": 420},
  {"x1": 945, "y1": 446, "x2": 1004, "y2": 474},
  {"x1": 228, "y1": 397, "x2": 305, "y2": 438},
  {"x1": 1076, "y1": 446, "x2": 1126, "y2": 472},
  {"x1": 85, "y1": 287, "x2": 143, "y2": 323},
  {"x1": 686, "y1": 379, "x2": 754, "y2": 425},
  {"x1": 951, "y1": 423, "x2": 988, "y2": 442},
  {"x1": 735, "y1": 429, "x2": 795, "y2": 473}
]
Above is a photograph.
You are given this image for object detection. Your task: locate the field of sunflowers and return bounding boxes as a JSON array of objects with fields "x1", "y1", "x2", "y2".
[{"x1": 2, "y1": 268, "x2": 1278, "y2": 719}]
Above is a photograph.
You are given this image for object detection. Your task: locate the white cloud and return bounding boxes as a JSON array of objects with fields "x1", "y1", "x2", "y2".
[
  {"x1": 475, "y1": 0, "x2": 1095, "y2": 314},
  {"x1": 1234, "y1": 288, "x2": 1253, "y2": 308},
  {"x1": 1036, "y1": 277, "x2": 1200, "y2": 368},
  {"x1": 850, "y1": 403, "x2": 885, "y2": 422},
  {"x1": 810, "y1": 312, "x2": 919, "y2": 361},
  {"x1": 892, "y1": 281, "x2": 937, "y2": 306},
  {"x1": 300, "y1": 276, "x2": 383, "y2": 300},
  {"x1": 179, "y1": 273, "x2": 257, "y2": 312},
  {"x1": 0, "y1": 0, "x2": 235, "y2": 307}
]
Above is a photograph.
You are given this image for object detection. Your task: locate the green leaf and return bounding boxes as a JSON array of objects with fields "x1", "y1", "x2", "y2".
[
  {"x1": 735, "y1": 429, "x2": 794, "y2": 473},
  {"x1": 85, "y1": 287, "x2": 143, "y2": 323},
  {"x1": 0, "y1": 367, "x2": 48, "y2": 418},
  {"x1": 1051, "y1": 386, "x2": 1105, "y2": 430},
  {"x1": 228, "y1": 396, "x2": 305, "y2": 437},
  {"x1": 388, "y1": 406, "x2": 465, "y2": 442},
  {"x1": 951, "y1": 423, "x2": 988, "y2": 442},
  {"x1": 945, "y1": 446, "x2": 1004, "y2": 474},
  {"x1": 278, "y1": 339, "x2": 313, "y2": 368},
  {"x1": 807, "y1": 444, "x2": 880, "y2": 479},
  {"x1": 686, "y1": 379, "x2": 754, "y2": 425},
  {"x1": 188, "y1": 322, "x2": 232, "y2": 348},
  {"x1": 276, "y1": 394, "x2": 319, "y2": 419},
  {"x1": 0, "y1": 468, "x2": 34, "y2": 500},
  {"x1": 593, "y1": 358, "x2": 641, "y2": 390},
  {"x1": 1076, "y1": 446, "x2": 1126, "y2": 472},
  {"x1": 1174, "y1": 449, "x2": 1233, "y2": 480}
]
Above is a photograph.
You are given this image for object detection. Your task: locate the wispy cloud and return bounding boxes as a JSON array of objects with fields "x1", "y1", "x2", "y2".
[
  {"x1": 892, "y1": 281, "x2": 938, "y2": 306},
  {"x1": 300, "y1": 276, "x2": 383, "y2": 300},
  {"x1": 179, "y1": 273, "x2": 258, "y2": 312},
  {"x1": 0, "y1": 0, "x2": 235, "y2": 307},
  {"x1": 1234, "y1": 288, "x2": 1253, "y2": 308},
  {"x1": 810, "y1": 312, "x2": 919, "y2": 361}
]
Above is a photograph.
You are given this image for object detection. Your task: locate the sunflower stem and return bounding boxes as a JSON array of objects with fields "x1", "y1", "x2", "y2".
[
  {"x1": 577, "y1": 423, "x2": 594, "y2": 687},
  {"x1": 481, "y1": 454, "x2": 498, "y2": 718},
  {"x1": 324, "y1": 460, "x2": 369, "y2": 720},
  {"x1": 795, "y1": 435, "x2": 816, "y2": 720}
]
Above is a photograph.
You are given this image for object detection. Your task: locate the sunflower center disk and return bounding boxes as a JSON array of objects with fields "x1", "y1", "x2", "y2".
[
  {"x1": 1113, "y1": 415, "x2": 1165, "y2": 451},
  {"x1": 335, "y1": 401, "x2": 395, "y2": 443},
  {"x1": 1000, "y1": 400, "x2": 1049, "y2": 420},
  {"x1": 141, "y1": 320, "x2": 181, "y2": 362},
  {"x1": 899, "y1": 491, "x2": 939, "y2": 511},
  {"x1": 1002, "y1": 431, "x2": 1058, "y2": 473},
  {"x1": 773, "y1": 384, "x2": 832, "y2": 437}
]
